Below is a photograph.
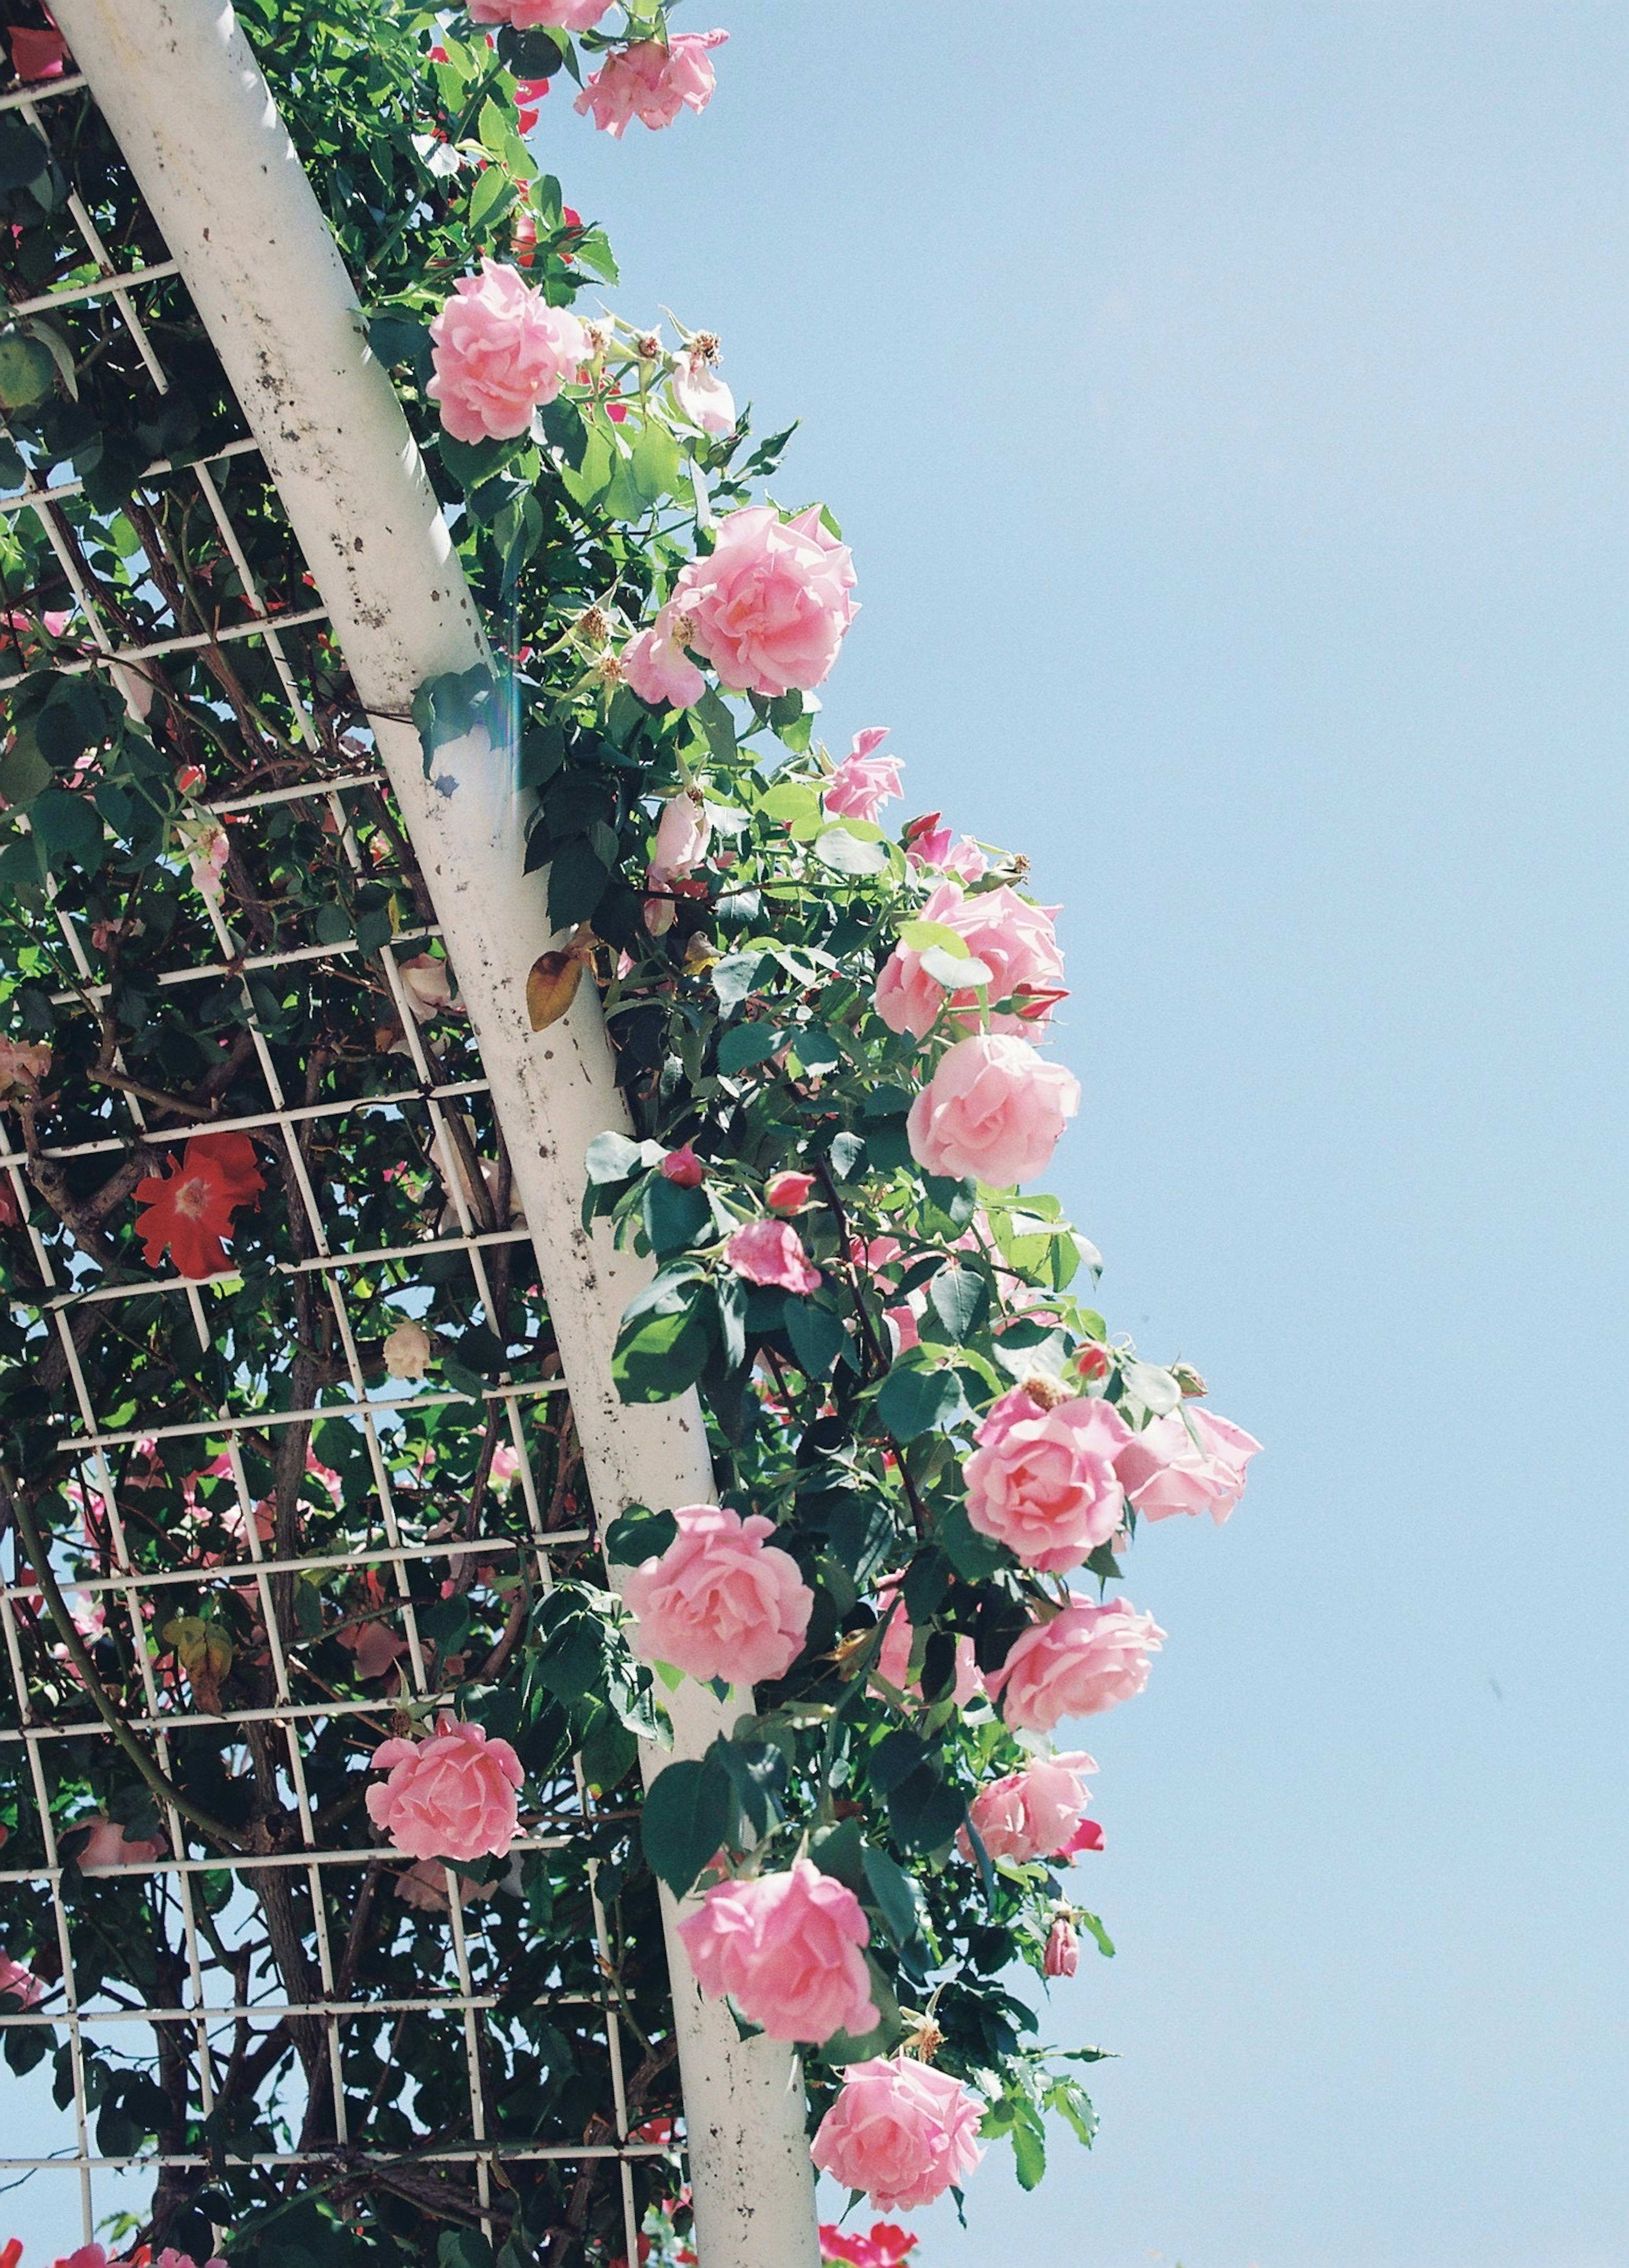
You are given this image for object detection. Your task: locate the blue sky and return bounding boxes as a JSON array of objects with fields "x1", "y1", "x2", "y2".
[
  {"x1": 10, "y1": 8, "x2": 1625, "y2": 2265},
  {"x1": 557, "y1": 6, "x2": 1628, "y2": 2264}
]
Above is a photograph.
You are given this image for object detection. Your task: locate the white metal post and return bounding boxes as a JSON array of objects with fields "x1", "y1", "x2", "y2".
[{"x1": 46, "y1": 5, "x2": 821, "y2": 2260}]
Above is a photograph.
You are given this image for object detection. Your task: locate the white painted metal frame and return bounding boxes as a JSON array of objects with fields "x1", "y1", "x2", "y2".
[{"x1": 4, "y1": 7, "x2": 823, "y2": 2263}]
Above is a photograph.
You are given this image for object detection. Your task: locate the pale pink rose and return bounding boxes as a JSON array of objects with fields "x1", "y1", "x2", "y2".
[
  {"x1": 574, "y1": 30, "x2": 728, "y2": 136},
  {"x1": 990, "y1": 1598, "x2": 1166, "y2": 1734},
  {"x1": 397, "y1": 952, "x2": 461, "y2": 1024},
  {"x1": 672, "y1": 352, "x2": 736, "y2": 434},
  {"x1": 365, "y1": 1715, "x2": 523, "y2": 1862},
  {"x1": 623, "y1": 615, "x2": 705, "y2": 709},
  {"x1": 427, "y1": 258, "x2": 587, "y2": 442},
  {"x1": 622, "y1": 1503, "x2": 814, "y2": 1684},
  {"x1": 393, "y1": 1859, "x2": 497, "y2": 1913},
  {"x1": 0, "y1": 1037, "x2": 52, "y2": 1101},
  {"x1": 670, "y1": 504, "x2": 855, "y2": 698},
  {"x1": 811, "y1": 2056, "x2": 984, "y2": 2212},
  {"x1": 958, "y1": 1752, "x2": 1097, "y2": 1865},
  {"x1": 906, "y1": 1033, "x2": 1080, "y2": 1187},
  {"x1": 154, "y1": 2248, "x2": 227, "y2": 2268},
  {"x1": 876, "y1": 881, "x2": 1065, "y2": 1042},
  {"x1": 0, "y1": 1950, "x2": 43, "y2": 2007},
  {"x1": 59, "y1": 2249, "x2": 111, "y2": 2268},
  {"x1": 76, "y1": 1817, "x2": 166, "y2": 1875},
  {"x1": 1044, "y1": 1912, "x2": 1079, "y2": 1977},
  {"x1": 489, "y1": 1442, "x2": 522, "y2": 1492},
  {"x1": 383, "y1": 1319, "x2": 432, "y2": 1380},
  {"x1": 962, "y1": 1384, "x2": 1133, "y2": 1571},
  {"x1": 824, "y1": 727, "x2": 903, "y2": 823},
  {"x1": 661, "y1": 1143, "x2": 706, "y2": 1187},
  {"x1": 1114, "y1": 1407, "x2": 1262, "y2": 1525},
  {"x1": 726, "y1": 1218, "x2": 821, "y2": 1294},
  {"x1": 468, "y1": 0, "x2": 611, "y2": 25},
  {"x1": 942, "y1": 837, "x2": 988, "y2": 883},
  {"x1": 677, "y1": 1857, "x2": 877, "y2": 2044},
  {"x1": 873, "y1": 1575, "x2": 983, "y2": 1707},
  {"x1": 764, "y1": 1170, "x2": 815, "y2": 1214},
  {"x1": 648, "y1": 790, "x2": 711, "y2": 888}
]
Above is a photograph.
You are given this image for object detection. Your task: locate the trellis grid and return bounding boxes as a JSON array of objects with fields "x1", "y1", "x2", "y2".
[{"x1": 1, "y1": 48, "x2": 669, "y2": 2268}]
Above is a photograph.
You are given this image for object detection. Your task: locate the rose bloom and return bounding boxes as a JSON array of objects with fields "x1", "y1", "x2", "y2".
[
  {"x1": 0, "y1": 1036, "x2": 52, "y2": 1101},
  {"x1": 819, "y1": 2226, "x2": 918, "y2": 2268},
  {"x1": 366, "y1": 1715, "x2": 524, "y2": 1862},
  {"x1": 670, "y1": 503, "x2": 855, "y2": 698},
  {"x1": 660, "y1": 1143, "x2": 706, "y2": 1187},
  {"x1": 962, "y1": 1383, "x2": 1134, "y2": 1571},
  {"x1": 725, "y1": 1218, "x2": 820, "y2": 1294},
  {"x1": 397, "y1": 952, "x2": 461, "y2": 1024},
  {"x1": 876, "y1": 881, "x2": 1065, "y2": 1041},
  {"x1": 574, "y1": 30, "x2": 728, "y2": 137},
  {"x1": 824, "y1": 726, "x2": 903, "y2": 823},
  {"x1": 811, "y1": 2056, "x2": 985, "y2": 2213},
  {"x1": 467, "y1": 0, "x2": 611, "y2": 25},
  {"x1": 648, "y1": 790, "x2": 711, "y2": 888},
  {"x1": 0, "y1": 1950, "x2": 43, "y2": 2008},
  {"x1": 154, "y1": 2249, "x2": 227, "y2": 2268},
  {"x1": 1114, "y1": 1406, "x2": 1262, "y2": 1525},
  {"x1": 672, "y1": 350, "x2": 736, "y2": 434},
  {"x1": 622, "y1": 1503, "x2": 814, "y2": 1685},
  {"x1": 677, "y1": 1857, "x2": 877, "y2": 2045},
  {"x1": 991, "y1": 1597, "x2": 1166, "y2": 1734},
  {"x1": 383, "y1": 1319, "x2": 432, "y2": 1380},
  {"x1": 1044, "y1": 1912, "x2": 1080, "y2": 1978},
  {"x1": 872, "y1": 1574, "x2": 982, "y2": 1707},
  {"x1": 957, "y1": 1751, "x2": 1097, "y2": 1865},
  {"x1": 427, "y1": 258, "x2": 587, "y2": 442},
  {"x1": 906, "y1": 1033, "x2": 1079, "y2": 1188},
  {"x1": 134, "y1": 1131, "x2": 264, "y2": 1280},
  {"x1": 394, "y1": 1858, "x2": 497, "y2": 1914},
  {"x1": 76, "y1": 1817, "x2": 167, "y2": 1874},
  {"x1": 764, "y1": 1169, "x2": 816, "y2": 1214},
  {"x1": 623, "y1": 617, "x2": 705, "y2": 708}
]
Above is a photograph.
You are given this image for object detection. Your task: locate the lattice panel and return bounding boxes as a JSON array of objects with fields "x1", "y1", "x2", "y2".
[{"x1": 1, "y1": 45, "x2": 673, "y2": 2268}]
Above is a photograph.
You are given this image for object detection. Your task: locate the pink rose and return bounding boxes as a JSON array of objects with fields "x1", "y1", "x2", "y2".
[
  {"x1": 958, "y1": 1751, "x2": 1097, "y2": 1865},
  {"x1": 623, "y1": 616, "x2": 705, "y2": 709},
  {"x1": 467, "y1": 0, "x2": 611, "y2": 25},
  {"x1": 393, "y1": 1859, "x2": 497, "y2": 1914},
  {"x1": 677, "y1": 1857, "x2": 877, "y2": 2044},
  {"x1": 661, "y1": 1143, "x2": 706, "y2": 1187},
  {"x1": 76, "y1": 1817, "x2": 166, "y2": 1875},
  {"x1": 670, "y1": 504, "x2": 855, "y2": 698},
  {"x1": 489, "y1": 1442, "x2": 522, "y2": 1491},
  {"x1": 872, "y1": 1575, "x2": 983, "y2": 1707},
  {"x1": 339, "y1": 1618, "x2": 409, "y2": 1681},
  {"x1": 623, "y1": 1503, "x2": 814, "y2": 1685},
  {"x1": 0, "y1": 1036, "x2": 52, "y2": 1101},
  {"x1": 726, "y1": 1218, "x2": 821, "y2": 1295},
  {"x1": 155, "y1": 2250, "x2": 228, "y2": 2268},
  {"x1": 824, "y1": 727, "x2": 903, "y2": 823},
  {"x1": 397, "y1": 952, "x2": 461, "y2": 1024},
  {"x1": 0, "y1": 1951, "x2": 43, "y2": 2007},
  {"x1": 990, "y1": 1598, "x2": 1166, "y2": 1734},
  {"x1": 962, "y1": 1383, "x2": 1133, "y2": 1571},
  {"x1": 811, "y1": 2056, "x2": 984, "y2": 2212},
  {"x1": 574, "y1": 31, "x2": 728, "y2": 137},
  {"x1": 765, "y1": 1169, "x2": 816, "y2": 1214},
  {"x1": 672, "y1": 350, "x2": 736, "y2": 434},
  {"x1": 1114, "y1": 1407, "x2": 1262, "y2": 1525},
  {"x1": 427, "y1": 258, "x2": 587, "y2": 442},
  {"x1": 876, "y1": 882, "x2": 1065, "y2": 1042},
  {"x1": 1044, "y1": 1913, "x2": 1079, "y2": 1978},
  {"x1": 647, "y1": 790, "x2": 710, "y2": 888},
  {"x1": 365, "y1": 1714, "x2": 523, "y2": 1862},
  {"x1": 906, "y1": 1033, "x2": 1079, "y2": 1187},
  {"x1": 941, "y1": 837, "x2": 988, "y2": 883}
]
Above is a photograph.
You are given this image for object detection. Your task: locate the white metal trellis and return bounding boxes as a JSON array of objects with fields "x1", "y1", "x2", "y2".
[{"x1": 2, "y1": 5, "x2": 823, "y2": 2263}]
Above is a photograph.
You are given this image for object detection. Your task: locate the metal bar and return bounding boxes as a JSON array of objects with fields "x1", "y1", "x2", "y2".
[
  {"x1": 0, "y1": 601, "x2": 328, "y2": 693},
  {"x1": 0, "y1": 434, "x2": 260, "y2": 514}
]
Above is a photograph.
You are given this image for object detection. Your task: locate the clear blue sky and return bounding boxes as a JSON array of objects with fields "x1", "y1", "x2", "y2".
[
  {"x1": 11, "y1": 9, "x2": 1625, "y2": 2265},
  {"x1": 560, "y1": 6, "x2": 1629, "y2": 2265}
]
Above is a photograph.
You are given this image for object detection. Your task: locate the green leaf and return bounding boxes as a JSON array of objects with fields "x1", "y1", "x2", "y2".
[
  {"x1": 876, "y1": 1355, "x2": 970, "y2": 1442},
  {"x1": 468, "y1": 162, "x2": 517, "y2": 233},
  {"x1": 694, "y1": 687, "x2": 737, "y2": 762},
  {"x1": 546, "y1": 836, "x2": 610, "y2": 927},
  {"x1": 710, "y1": 949, "x2": 764, "y2": 1016},
  {"x1": 640, "y1": 1754, "x2": 735, "y2": 1896},
  {"x1": 809, "y1": 1816, "x2": 865, "y2": 1888},
  {"x1": 1010, "y1": 2104, "x2": 1047, "y2": 2191},
  {"x1": 0, "y1": 737, "x2": 52, "y2": 807},
  {"x1": 813, "y1": 824, "x2": 890, "y2": 877},
  {"x1": 584, "y1": 1129, "x2": 648, "y2": 1184},
  {"x1": 0, "y1": 116, "x2": 50, "y2": 194},
  {"x1": 612, "y1": 1269, "x2": 715, "y2": 1403},
  {"x1": 366, "y1": 309, "x2": 431, "y2": 371},
  {"x1": 602, "y1": 1506, "x2": 677, "y2": 1566},
  {"x1": 861, "y1": 1844, "x2": 931, "y2": 1954},
  {"x1": 531, "y1": 1590, "x2": 605, "y2": 1704},
  {"x1": 783, "y1": 1296, "x2": 846, "y2": 1380},
  {"x1": 717, "y1": 1022, "x2": 784, "y2": 1074},
  {"x1": 313, "y1": 904, "x2": 351, "y2": 946},
  {"x1": 926, "y1": 1266, "x2": 988, "y2": 1342},
  {"x1": 821, "y1": 1957, "x2": 904, "y2": 2064},
  {"x1": 708, "y1": 1733, "x2": 788, "y2": 1834},
  {"x1": 630, "y1": 415, "x2": 683, "y2": 504},
  {"x1": 642, "y1": 1173, "x2": 709, "y2": 1255},
  {"x1": 896, "y1": 918, "x2": 972, "y2": 956},
  {"x1": 937, "y1": 1502, "x2": 1010, "y2": 1583},
  {"x1": 887, "y1": 1766, "x2": 966, "y2": 1854},
  {"x1": 439, "y1": 2231, "x2": 495, "y2": 2268},
  {"x1": 29, "y1": 789, "x2": 102, "y2": 865}
]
